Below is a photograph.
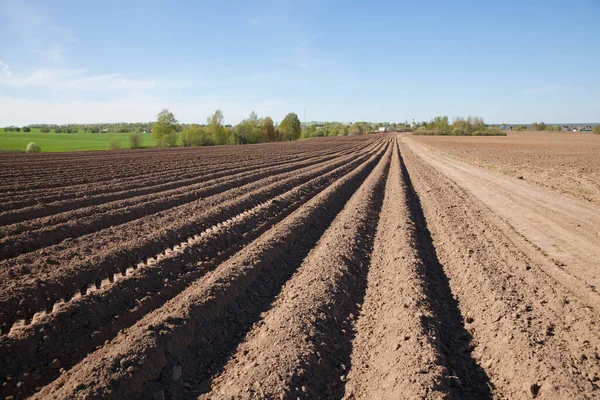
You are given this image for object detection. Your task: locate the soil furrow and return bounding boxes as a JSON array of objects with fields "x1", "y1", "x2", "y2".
[
  {"x1": 0, "y1": 144, "x2": 378, "y2": 399},
  {"x1": 343, "y1": 140, "x2": 451, "y2": 399},
  {"x1": 0, "y1": 145, "x2": 361, "y2": 259},
  {"x1": 0, "y1": 140, "x2": 385, "y2": 334},
  {"x1": 198, "y1": 140, "x2": 391, "y2": 399},
  {"x1": 0, "y1": 141, "x2": 365, "y2": 226},
  {"x1": 0, "y1": 139, "x2": 363, "y2": 194},
  {"x1": 31, "y1": 140, "x2": 388, "y2": 400}
]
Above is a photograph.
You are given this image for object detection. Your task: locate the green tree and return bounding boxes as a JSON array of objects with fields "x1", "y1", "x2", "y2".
[
  {"x1": 260, "y1": 116, "x2": 276, "y2": 142},
  {"x1": 22, "y1": 127, "x2": 31, "y2": 132},
  {"x1": 153, "y1": 108, "x2": 178, "y2": 147},
  {"x1": 234, "y1": 112, "x2": 263, "y2": 144},
  {"x1": 207, "y1": 109, "x2": 230, "y2": 145},
  {"x1": 109, "y1": 139, "x2": 121, "y2": 150},
  {"x1": 279, "y1": 113, "x2": 301, "y2": 141},
  {"x1": 593, "y1": 125, "x2": 600, "y2": 135},
  {"x1": 303, "y1": 124, "x2": 317, "y2": 138},
  {"x1": 180, "y1": 124, "x2": 205, "y2": 147},
  {"x1": 530, "y1": 122, "x2": 546, "y2": 131},
  {"x1": 349, "y1": 122, "x2": 362, "y2": 135},
  {"x1": 25, "y1": 142, "x2": 41, "y2": 153},
  {"x1": 328, "y1": 125, "x2": 339, "y2": 137},
  {"x1": 129, "y1": 131, "x2": 143, "y2": 149}
]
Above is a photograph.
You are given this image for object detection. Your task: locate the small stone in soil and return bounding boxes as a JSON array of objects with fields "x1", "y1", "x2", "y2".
[{"x1": 530, "y1": 383, "x2": 541, "y2": 397}]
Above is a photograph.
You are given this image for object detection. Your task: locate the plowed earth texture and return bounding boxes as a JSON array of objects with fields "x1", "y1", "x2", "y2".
[{"x1": 1, "y1": 134, "x2": 599, "y2": 399}]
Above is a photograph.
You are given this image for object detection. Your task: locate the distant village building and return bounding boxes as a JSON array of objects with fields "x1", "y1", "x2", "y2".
[{"x1": 378, "y1": 126, "x2": 388, "y2": 133}]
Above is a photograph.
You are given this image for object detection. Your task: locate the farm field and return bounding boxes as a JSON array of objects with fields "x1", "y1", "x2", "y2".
[
  {"x1": 0, "y1": 129, "x2": 154, "y2": 152},
  {"x1": 0, "y1": 133, "x2": 599, "y2": 399},
  {"x1": 412, "y1": 131, "x2": 600, "y2": 204}
]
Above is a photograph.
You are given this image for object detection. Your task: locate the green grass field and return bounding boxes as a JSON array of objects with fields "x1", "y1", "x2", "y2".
[{"x1": 0, "y1": 129, "x2": 156, "y2": 152}]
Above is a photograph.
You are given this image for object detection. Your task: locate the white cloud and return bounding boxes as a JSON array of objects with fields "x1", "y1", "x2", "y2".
[
  {"x1": 0, "y1": 61, "x2": 12, "y2": 77},
  {"x1": 0, "y1": 64, "x2": 155, "y2": 92},
  {"x1": 13, "y1": 68, "x2": 87, "y2": 87},
  {"x1": 0, "y1": 95, "x2": 284, "y2": 126},
  {"x1": 63, "y1": 73, "x2": 156, "y2": 91}
]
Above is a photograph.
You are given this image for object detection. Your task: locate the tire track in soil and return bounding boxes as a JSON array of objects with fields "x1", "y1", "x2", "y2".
[
  {"x1": 398, "y1": 144, "x2": 492, "y2": 399},
  {"x1": 197, "y1": 141, "x2": 392, "y2": 399},
  {"x1": 30, "y1": 141, "x2": 389, "y2": 400},
  {"x1": 0, "y1": 142, "x2": 382, "y2": 399}
]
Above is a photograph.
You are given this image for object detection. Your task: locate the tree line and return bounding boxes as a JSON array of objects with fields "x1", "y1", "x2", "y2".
[
  {"x1": 152, "y1": 109, "x2": 303, "y2": 148},
  {"x1": 413, "y1": 116, "x2": 506, "y2": 136}
]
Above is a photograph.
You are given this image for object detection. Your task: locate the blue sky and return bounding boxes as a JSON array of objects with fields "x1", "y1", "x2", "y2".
[{"x1": 1, "y1": 0, "x2": 599, "y2": 125}]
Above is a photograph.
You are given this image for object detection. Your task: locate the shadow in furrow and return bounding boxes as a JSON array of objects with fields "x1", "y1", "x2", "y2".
[
  {"x1": 144, "y1": 148, "x2": 387, "y2": 399},
  {"x1": 286, "y1": 152, "x2": 390, "y2": 400},
  {"x1": 398, "y1": 149, "x2": 493, "y2": 400}
]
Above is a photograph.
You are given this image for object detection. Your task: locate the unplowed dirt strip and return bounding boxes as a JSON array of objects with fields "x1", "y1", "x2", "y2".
[
  {"x1": 399, "y1": 137, "x2": 600, "y2": 398},
  {"x1": 342, "y1": 141, "x2": 451, "y2": 399},
  {"x1": 198, "y1": 141, "x2": 391, "y2": 399},
  {"x1": 0, "y1": 141, "x2": 383, "y2": 399},
  {"x1": 31, "y1": 141, "x2": 388, "y2": 400},
  {"x1": 403, "y1": 137, "x2": 600, "y2": 311},
  {"x1": 0, "y1": 140, "x2": 384, "y2": 335}
]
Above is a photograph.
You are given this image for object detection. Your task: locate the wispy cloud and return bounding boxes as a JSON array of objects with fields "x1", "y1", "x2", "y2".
[
  {"x1": 0, "y1": 61, "x2": 11, "y2": 77},
  {"x1": 0, "y1": 95, "x2": 284, "y2": 125},
  {"x1": 0, "y1": 62, "x2": 155, "y2": 92},
  {"x1": 1, "y1": 0, "x2": 73, "y2": 62}
]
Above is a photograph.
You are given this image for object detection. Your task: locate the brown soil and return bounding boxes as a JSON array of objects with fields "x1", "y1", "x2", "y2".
[
  {"x1": 411, "y1": 131, "x2": 600, "y2": 204},
  {"x1": 1, "y1": 133, "x2": 599, "y2": 399}
]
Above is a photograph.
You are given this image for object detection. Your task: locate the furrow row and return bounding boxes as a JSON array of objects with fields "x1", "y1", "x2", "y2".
[
  {"x1": 0, "y1": 141, "x2": 369, "y2": 259},
  {"x1": 0, "y1": 139, "x2": 360, "y2": 194},
  {"x1": 0, "y1": 140, "x2": 382, "y2": 399},
  {"x1": 0, "y1": 139, "x2": 385, "y2": 334},
  {"x1": 31, "y1": 140, "x2": 389, "y2": 400},
  {"x1": 0, "y1": 140, "x2": 367, "y2": 223},
  {"x1": 199, "y1": 135, "x2": 392, "y2": 399}
]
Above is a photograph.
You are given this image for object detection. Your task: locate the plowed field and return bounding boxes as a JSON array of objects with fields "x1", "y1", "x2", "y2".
[{"x1": 1, "y1": 134, "x2": 599, "y2": 399}]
